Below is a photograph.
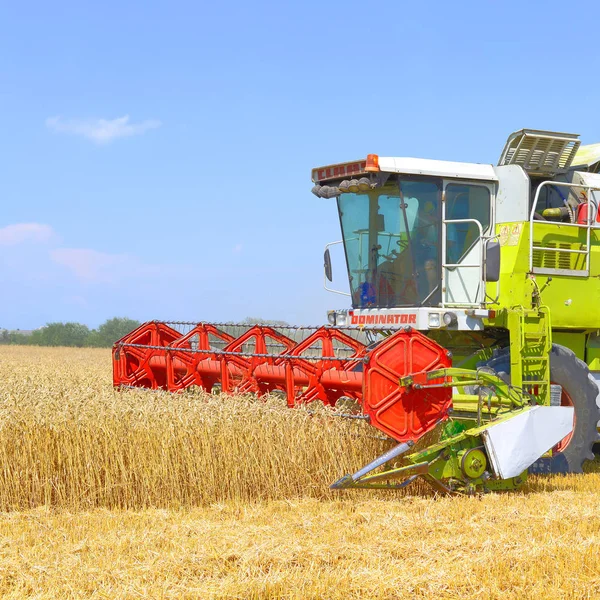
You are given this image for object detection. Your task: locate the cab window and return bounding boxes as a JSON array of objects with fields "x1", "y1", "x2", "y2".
[{"x1": 445, "y1": 184, "x2": 491, "y2": 264}]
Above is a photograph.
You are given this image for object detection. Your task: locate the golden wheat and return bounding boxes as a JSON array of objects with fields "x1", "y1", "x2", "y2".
[
  {"x1": 0, "y1": 345, "x2": 403, "y2": 509},
  {"x1": 2, "y1": 346, "x2": 600, "y2": 599},
  {"x1": 1, "y1": 493, "x2": 600, "y2": 599}
]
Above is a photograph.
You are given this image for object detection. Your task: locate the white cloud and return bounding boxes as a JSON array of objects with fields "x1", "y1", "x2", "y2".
[
  {"x1": 46, "y1": 115, "x2": 161, "y2": 144},
  {"x1": 0, "y1": 223, "x2": 54, "y2": 246}
]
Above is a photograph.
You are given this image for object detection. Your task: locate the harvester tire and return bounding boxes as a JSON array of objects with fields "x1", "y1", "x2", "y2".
[{"x1": 483, "y1": 344, "x2": 600, "y2": 474}]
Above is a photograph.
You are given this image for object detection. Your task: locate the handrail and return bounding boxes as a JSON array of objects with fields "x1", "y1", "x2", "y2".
[
  {"x1": 528, "y1": 181, "x2": 600, "y2": 276},
  {"x1": 441, "y1": 217, "x2": 484, "y2": 307}
]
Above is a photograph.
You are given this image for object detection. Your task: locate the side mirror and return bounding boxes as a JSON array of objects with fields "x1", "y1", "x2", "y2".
[
  {"x1": 485, "y1": 240, "x2": 500, "y2": 282},
  {"x1": 324, "y1": 248, "x2": 333, "y2": 282}
]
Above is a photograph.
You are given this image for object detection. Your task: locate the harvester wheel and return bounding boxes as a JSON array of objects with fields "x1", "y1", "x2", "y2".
[{"x1": 483, "y1": 344, "x2": 600, "y2": 474}]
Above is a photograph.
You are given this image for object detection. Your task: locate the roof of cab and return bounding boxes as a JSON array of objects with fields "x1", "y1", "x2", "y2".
[{"x1": 379, "y1": 157, "x2": 498, "y2": 181}]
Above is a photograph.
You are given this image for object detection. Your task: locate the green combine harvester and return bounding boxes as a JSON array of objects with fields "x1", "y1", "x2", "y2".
[{"x1": 115, "y1": 129, "x2": 600, "y2": 494}]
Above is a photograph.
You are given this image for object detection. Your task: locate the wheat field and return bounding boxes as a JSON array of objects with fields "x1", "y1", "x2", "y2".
[
  {"x1": 1, "y1": 345, "x2": 600, "y2": 599},
  {"x1": 0, "y1": 346, "x2": 394, "y2": 509}
]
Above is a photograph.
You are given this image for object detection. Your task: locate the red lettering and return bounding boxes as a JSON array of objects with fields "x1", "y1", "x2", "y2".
[
  {"x1": 387, "y1": 315, "x2": 394, "y2": 324},
  {"x1": 409, "y1": 314, "x2": 417, "y2": 324},
  {"x1": 314, "y1": 161, "x2": 369, "y2": 182},
  {"x1": 365, "y1": 316, "x2": 375, "y2": 324},
  {"x1": 351, "y1": 315, "x2": 358, "y2": 325},
  {"x1": 358, "y1": 316, "x2": 366, "y2": 325},
  {"x1": 400, "y1": 314, "x2": 408, "y2": 324}
]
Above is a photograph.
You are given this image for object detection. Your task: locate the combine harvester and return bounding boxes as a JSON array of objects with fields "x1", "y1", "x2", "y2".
[{"x1": 114, "y1": 129, "x2": 600, "y2": 494}]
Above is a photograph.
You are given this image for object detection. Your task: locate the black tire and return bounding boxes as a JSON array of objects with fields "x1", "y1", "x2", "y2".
[{"x1": 479, "y1": 344, "x2": 600, "y2": 474}]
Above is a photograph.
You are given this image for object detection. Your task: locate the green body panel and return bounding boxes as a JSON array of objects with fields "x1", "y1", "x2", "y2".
[
  {"x1": 480, "y1": 220, "x2": 600, "y2": 380},
  {"x1": 553, "y1": 332, "x2": 586, "y2": 360},
  {"x1": 486, "y1": 222, "x2": 600, "y2": 331},
  {"x1": 586, "y1": 333, "x2": 600, "y2": 371}
]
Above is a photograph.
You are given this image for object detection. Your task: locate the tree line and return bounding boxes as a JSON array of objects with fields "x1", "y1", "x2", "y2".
[
  {"x1": 0, "y1": 317, "x2": 291, "y2": 348},
  {"x1": 0, "y1": 317, "x2": 141, "y2": 348}
]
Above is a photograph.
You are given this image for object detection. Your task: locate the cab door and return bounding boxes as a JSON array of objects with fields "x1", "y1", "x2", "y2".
[{"x1": 442, "y1": 181, "x2": 494, "y2": 307}]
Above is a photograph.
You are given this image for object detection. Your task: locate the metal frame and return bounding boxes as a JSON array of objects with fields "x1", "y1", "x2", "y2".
[
  {"x1": 441, "y1": 217, "x2": 484, "y2": 307},
  {"x1": 440, "y1": 179, "x2": 497, "y2": 309},
  {"x1": 528, "y1": 181, "x2": 600, "y2": 277}
]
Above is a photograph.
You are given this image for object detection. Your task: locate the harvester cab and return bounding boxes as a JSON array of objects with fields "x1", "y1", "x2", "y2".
[{"x1": 114, "y1": 129, "x2": 600, "y2": 495}]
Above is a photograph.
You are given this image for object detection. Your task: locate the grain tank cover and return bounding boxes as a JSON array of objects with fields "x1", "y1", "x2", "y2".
[
  {"x1": 573, "y1": 143, "x2": 600, "y2": 173},
  {"x1": 498, "y1": 129, "x2": 580, "y2": 177}
]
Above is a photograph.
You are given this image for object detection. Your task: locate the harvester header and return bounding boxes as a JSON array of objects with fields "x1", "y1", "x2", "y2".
[{"x1": 113, "y1": 321, "x2": 452, "y2": 443}]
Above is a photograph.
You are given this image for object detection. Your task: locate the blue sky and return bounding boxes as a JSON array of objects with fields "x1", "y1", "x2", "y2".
[{"x1": 1, "y1": 0, "x2": 599, "y2": 329}]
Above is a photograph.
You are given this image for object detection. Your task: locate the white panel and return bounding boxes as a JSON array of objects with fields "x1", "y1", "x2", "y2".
[
  {"x1": 493, "y1": 165, "x2": 530, "y2": 224},
  {"x1": 379, "y1": 157, "x2": 497, "y2": 181},
  {"x1": 573, "y1": 171, "x2": 600, "y2": 189},
  {"x1": 482, "y1": 406, "x2": 574, "y2": 479},
  {"x1": 344, "y1": 307, "x2": 485, "y2": 330},
  {"x1": 444, "y1": 241, "x2": 482, "y2": 305}
]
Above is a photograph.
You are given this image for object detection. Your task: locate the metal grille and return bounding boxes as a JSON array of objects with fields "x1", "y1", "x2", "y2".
[
  {"x1": 498, "y1": 129, "x2": 580, "y2": 176},
  {"x1": 532, "y1": 242, "x2": 574, "y2": 270}
]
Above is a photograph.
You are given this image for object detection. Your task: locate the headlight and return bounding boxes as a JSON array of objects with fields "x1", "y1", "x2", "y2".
[
  {"x1": 357, "y1": 177, "x2": 371, "y2": 192},
  {"x1": 327, "y1": 311, "x2": 348, "y2": 326},
  {"x1": 443, "y1": 312, "x2": 457, "y2": 326},
  {"x1": 428, "y1": 313, "x2": 441, "y2": 328}
]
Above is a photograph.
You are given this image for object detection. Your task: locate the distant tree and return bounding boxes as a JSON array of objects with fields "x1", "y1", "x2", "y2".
[
  {"x1": 31, "y1": 322, "x2": 91, "y2": 347},
  {"x1": 242, "y1": 317, "x2": 290, "y2": 327},
  {"x1": 0, "y1": 329, "x2": 31, "y2": 345},
  {"x1": 91, "y1": 317, "x2": 141, "y2": 347},
  {"x1": 9, "y1": 332, "x2": 32, "y2": 345},
  {"x1": 84, "y1": 330, "x2": 102, "y2": 347},
  {"x1": 1, "y1": 318, "x2": 141, "y2": 348}
]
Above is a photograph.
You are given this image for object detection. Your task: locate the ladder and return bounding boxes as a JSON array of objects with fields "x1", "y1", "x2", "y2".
[{"x1": 507, "y1": 306, "x2": 552, "y2": 406}]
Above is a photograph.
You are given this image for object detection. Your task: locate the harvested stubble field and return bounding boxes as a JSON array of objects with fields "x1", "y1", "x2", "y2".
[{"x1": 0, "y1": 346, "x2": 600, "y2": 599}]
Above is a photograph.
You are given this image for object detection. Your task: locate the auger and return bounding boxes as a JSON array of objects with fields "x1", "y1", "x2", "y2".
[{"x1": 114, "y1": 129, "x2": 600, "y2": 493}]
